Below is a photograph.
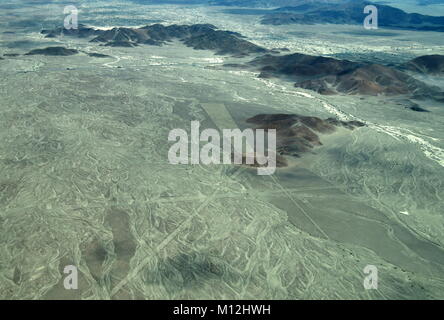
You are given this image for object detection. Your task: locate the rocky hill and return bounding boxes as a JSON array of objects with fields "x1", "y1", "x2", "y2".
[{"x1": 246, "y1": 113, "x2": 365, "y2": 160}]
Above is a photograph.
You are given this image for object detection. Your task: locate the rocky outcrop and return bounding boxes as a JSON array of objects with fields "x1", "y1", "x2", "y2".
[
  {"x1": 86, "y1": 52, "x2": 111, "y2": 58},
  {"x1": 25, "y1": 46, "x2": 79, "y2": 56},
  {"x1": 246, "y1": 113, "x2": 365, "y2": 160}
]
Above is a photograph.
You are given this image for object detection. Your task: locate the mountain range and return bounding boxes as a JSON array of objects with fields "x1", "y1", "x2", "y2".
[
  {"x1": 41, "y1": 24, "x2": 267, "y2": 56},
  {"x1": 259, "y1": 1, "x2": 444, "y2": 31},
  {"x1": 235, "y1": 53, "x2": 444, "y2": 103}
]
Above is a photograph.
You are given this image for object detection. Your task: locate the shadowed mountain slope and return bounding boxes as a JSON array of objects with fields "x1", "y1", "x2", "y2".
[{"x1": 402, "y1": 55, "x2": 444, "y2": 75}]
